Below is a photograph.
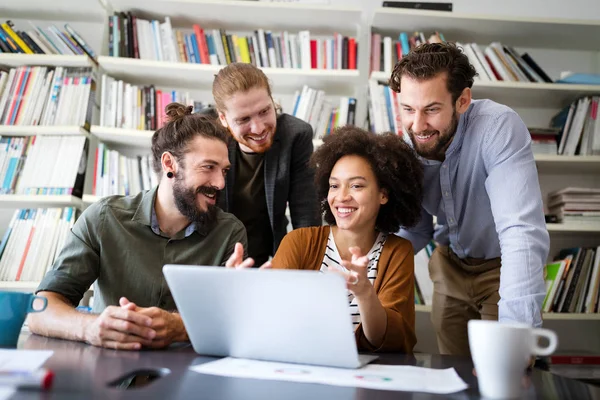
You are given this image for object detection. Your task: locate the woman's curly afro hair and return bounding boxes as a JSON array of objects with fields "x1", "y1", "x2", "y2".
[{"x1": 310, "y1": 125, "x2": 424, "y2": 233}]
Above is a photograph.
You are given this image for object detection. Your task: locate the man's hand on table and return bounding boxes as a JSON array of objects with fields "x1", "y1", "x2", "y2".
[
  {"x1": 119, "y1": 297, "x2": 188, "y2": 349},
  {"x1": 83, "y1": 302, "x2": 156, "y2": 350}
]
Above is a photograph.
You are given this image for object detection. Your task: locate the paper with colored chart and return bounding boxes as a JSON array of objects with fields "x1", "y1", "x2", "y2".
[{"x1": 191, "y1": 357, "x2": 468, "y2": 394}]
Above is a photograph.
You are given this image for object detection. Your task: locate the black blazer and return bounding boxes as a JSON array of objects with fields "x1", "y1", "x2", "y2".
[{"x1": 219, "y1": 113, "x2": 321, "y2": 253}]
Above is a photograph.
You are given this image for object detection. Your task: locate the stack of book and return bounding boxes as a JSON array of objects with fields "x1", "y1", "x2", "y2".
[
  {"x1": 92, "y1": 143, "x2": 157, "y2": 197},
  {"x1": 107, "y1": 13, "x2": 358, "y2": 70},
  {"x1": 551, "y1": 96, "x2": 600, "y2": 156},
  {"x1": 529, "y1": 127, "x2": 560, "y2": 155},
  {"x1": 547, "y1": 187, "x2": 600, "y2": 224},
  {"x1": 99, "y1": 75, "x2": 210, "y2": 130},
  {"x1": 0, "y1": 136, "x2": 88, "y2": 197},
  {"x1": 0, "y1": 207, "x2": 77, "y2": 282},
  {"x1": 0, "y1": 66, "x2": 95, "y2": 128},
  {"x1": 542, "y1": 246, "x2": 600, "y2": 314},
  {"x1": 0, "y1": 20, "x2": 96, "y2": 58},
  {"x1": 290, "y1": 85, "x2": 357, "y2": 138}
]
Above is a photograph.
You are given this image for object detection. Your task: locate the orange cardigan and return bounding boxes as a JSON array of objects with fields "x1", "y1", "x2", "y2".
[{"x1": 271, "y1": 226, "x2": 416, "y2": 354}]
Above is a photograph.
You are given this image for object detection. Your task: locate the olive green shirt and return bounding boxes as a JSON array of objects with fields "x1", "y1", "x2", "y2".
[{"x1": 37, "y1": 187, "x2": 247, "y2": 313}]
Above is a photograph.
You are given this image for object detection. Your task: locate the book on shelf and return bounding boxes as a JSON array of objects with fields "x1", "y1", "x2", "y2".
[
  {"x1": 0, "y1": 135, "x2": 88, "y2": 197},
  {"x1": 290, "y1": 85, "x2": 356, "y2": 138},
  {"x1": 0, "y1": 207, "x2": 77, "y2": 283},
  {"x1": 529, "y1": 127, "x2": 560, "y2": 155},
  {"x1": 546, "y1": 187, "x2": 600, "y2": 224},
  {"x1": 106, "y1": 13, "x2": 358, "y2": 70},
  {"x1": 460, "y1": 42, "x2": 551, "y2": 83},
  {"x1": 550, "y1": 355, "x2": 600, "y2": 365},
  {"x1": 542, "y1": 246, "x2": 600, "y2": 314},
  {"x1": 0, "y1": 66, "x2": 95, "y2": 129},
  {"x1": 370, "y1": 31, "x2": 443, "y2": 74},
  {"x1": 0, "y1": 20, "x2": 96, "y2": 58},
  {"x1": 367, "y1": 79, "x2": 415, "y2": 141},
  {"x1": 369, "y1": 31, "x2": 552, "y2": 85},
  {"x1": 99, "y1": 74, "x2": 211, "y2": 130},
  {"x1": 552, "y1": 96, "x2": 600, "y2": 156},
  {"x1": 93, "y1": 143, "x2": 156, "y2": 197}
]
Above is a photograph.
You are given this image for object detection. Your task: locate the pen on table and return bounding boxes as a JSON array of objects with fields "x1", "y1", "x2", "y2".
[{"x1": 0, "y1": 368, "x2": 54, "y2": 390}]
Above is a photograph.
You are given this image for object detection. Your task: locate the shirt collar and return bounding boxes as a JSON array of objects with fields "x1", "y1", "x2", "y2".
[{"x1": 132, "y1": 186, "x2": 198, "y2": 238}]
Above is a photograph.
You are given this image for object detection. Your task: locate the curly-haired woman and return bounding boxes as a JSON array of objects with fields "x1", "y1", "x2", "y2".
[{"x1": 271, "y1": 125, "x2": 423, "y2": 353}]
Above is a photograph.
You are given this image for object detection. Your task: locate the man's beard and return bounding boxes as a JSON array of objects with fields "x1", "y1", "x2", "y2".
[
  {"x1": 407, "y1": 111, "x2": 459, "y2": 160},
  {"x1": 172, "y1": 175, "x2": 219, "y2": 231}
]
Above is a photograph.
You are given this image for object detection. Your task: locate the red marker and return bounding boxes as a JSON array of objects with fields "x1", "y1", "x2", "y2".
[{"x1": 0, "y1": 368, "x2": 54, "y2": 389}]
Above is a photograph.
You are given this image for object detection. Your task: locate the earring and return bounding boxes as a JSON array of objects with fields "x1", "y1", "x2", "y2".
[{"x1": 167, "y1": 172, "x2": 174, "y2": 178}]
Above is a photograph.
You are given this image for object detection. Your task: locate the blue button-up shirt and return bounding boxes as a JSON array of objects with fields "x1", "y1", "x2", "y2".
[{"x1": 398, "y1": 99, "x2": 549, "y2": 327}]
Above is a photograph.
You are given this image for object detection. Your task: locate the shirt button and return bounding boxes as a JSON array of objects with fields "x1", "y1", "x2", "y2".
[
  {"x1": 442, "y1": 164, "x2": 447, "y2": 168},
  {"x1": 449, "y1": 218, "x2": 454, "y2": 223},
  {"x1": 444, "y1": 191, "x2": 450, "y2": 197}
]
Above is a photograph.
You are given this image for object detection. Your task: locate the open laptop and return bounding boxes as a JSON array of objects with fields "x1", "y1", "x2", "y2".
[{"x1": 163, "y1": 265, "x2": 378, "y2": 369}]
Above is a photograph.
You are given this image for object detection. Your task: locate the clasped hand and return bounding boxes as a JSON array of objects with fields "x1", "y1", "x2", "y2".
[{"x1": 84, "y1": 297, "x2": 185, "y2": 350}]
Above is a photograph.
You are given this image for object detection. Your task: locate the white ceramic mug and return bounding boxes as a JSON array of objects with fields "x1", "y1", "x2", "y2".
[{"x1": 468, "y1": 320, "x2": 558, "y2": 399}]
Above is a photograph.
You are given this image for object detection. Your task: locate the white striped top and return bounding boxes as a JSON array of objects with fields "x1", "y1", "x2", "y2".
[{"x1": 320, "y1": 230, "x2": 387, "y2": 326}]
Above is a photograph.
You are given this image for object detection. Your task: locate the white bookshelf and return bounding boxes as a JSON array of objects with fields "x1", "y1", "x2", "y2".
[
  {"x1": 371, "y1": 8, "x2": 600, "y2": 51},
  {"x1": 0, "y1": 125, "x2": 89, "y2": 137},
  {"x1": 546, "y1": 223, "x2": 600, "y2": 234},
  {"x1": 370, "y1": 71, "x2": 600, "y2": 108},
  {"x1": 534, "y1": 154, "x2": 600, "y2": 174},
  {"x1": 82, "y1": 194, "x2": 100, "y2": 204},
  {"x1": 98, "y1": 57, "x2": 360, "y2": 94},
  {"x1": 0, "y1": 0, "x2": 106, "y2": 22},
  {"x1": 0, "y1": 195, "x2": 84, "y2": 209},
  {"x1": 415, "y1": 304, "x2": 600, "y2": 321},
  {"x1": 543, "y1": 313, "x2": 600, "y2": 321},
  {"x1": 90, "y1": 126, "x2": 154, "y2": 147},
  {"x1": 105, "y1": 0, "x2": 362, "y2": 35},
  {"x1": 0, "y1": 54, "x2": 93, "y2": 68},
  {"x1": 0, "y1": 281, "x2": 41, "y2": 292}
]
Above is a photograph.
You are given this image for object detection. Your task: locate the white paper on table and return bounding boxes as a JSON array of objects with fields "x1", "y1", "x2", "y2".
[
  {"x1": 191, "y1": 357, "x2": 468, "y2": 394},
  {"x1": 0, "y1": 350, "x2": 54, "y2": 373},
  {"x1": 0, "y1": 388, "x2": 15, "y2": 400}
]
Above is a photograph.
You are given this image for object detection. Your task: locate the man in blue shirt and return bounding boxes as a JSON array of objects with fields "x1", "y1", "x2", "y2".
[{"x1": 394, "y1": 43, "x2": 549, "y2": 356}]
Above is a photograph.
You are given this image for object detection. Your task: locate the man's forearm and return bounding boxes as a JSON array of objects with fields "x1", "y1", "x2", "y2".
[{"x1": 27, "y1": 292, "x2": 96, "y2": 343}]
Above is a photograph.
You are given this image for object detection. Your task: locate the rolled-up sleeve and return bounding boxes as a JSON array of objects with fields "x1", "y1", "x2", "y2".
[{"x1": 482, "y1": 112, "x2": 549, "y2": 327}]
